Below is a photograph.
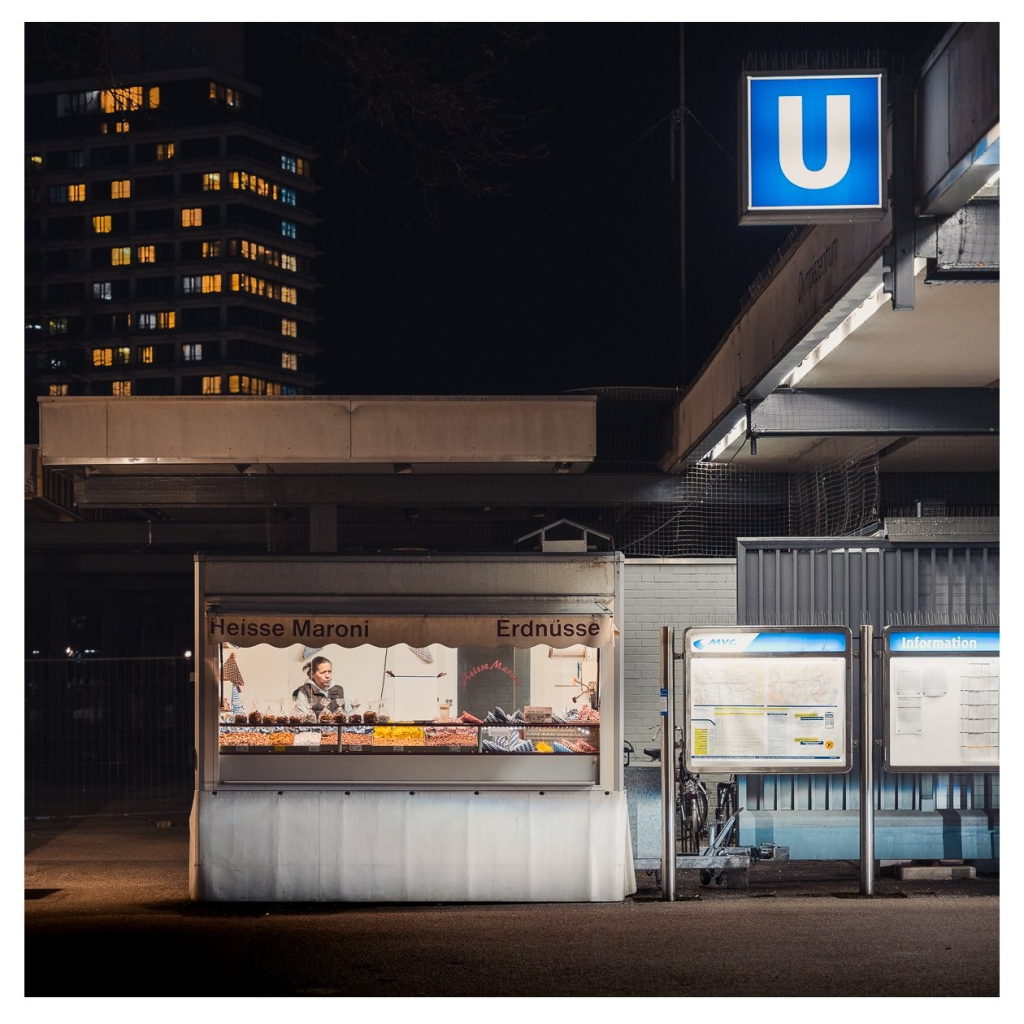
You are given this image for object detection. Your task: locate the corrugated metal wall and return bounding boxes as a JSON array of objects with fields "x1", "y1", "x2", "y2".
[{"x1": 736, "y1": 538, "x2": 999, "y2": 816}]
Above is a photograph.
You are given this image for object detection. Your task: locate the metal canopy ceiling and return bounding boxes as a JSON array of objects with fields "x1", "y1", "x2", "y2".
[{"x1": 704, "y1": 266, "x2": 999, "y2": 471}]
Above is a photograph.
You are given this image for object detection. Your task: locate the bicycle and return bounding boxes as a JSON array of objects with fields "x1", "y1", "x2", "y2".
[
  {"x1": 677, "y1": 756, "x2": 709, "y2": 855},
  {"x1": 699, "y1": 774, "x2": 740, "y2": 886},
  {"x1": 644, "y1": 724, "x2": 709, "y2": 856}
]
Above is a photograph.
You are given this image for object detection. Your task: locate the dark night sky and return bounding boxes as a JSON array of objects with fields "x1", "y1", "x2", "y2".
[
  {"x1": 41, "y1": 21, "x2": 952, "y2": 399},
  {"x1": 244, "y1": 21, "x2": 946, "y2": 399}
]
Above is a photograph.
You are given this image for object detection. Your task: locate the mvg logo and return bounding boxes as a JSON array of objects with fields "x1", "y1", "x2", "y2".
[
  {"x1": 742, "y1": 71, "x2": 885, "y2": 223},
  {"x1": 692, "y1": 637, "x2": 738, "y2": 651}
]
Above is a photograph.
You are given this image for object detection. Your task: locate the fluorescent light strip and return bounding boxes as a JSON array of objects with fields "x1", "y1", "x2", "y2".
[{"x1": 784, "y1": 280, "x2": 890, "y2": 387}]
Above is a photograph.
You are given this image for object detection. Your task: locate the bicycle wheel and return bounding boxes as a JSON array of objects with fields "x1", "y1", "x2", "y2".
[
  {"x1": 694, "y1": 784, "x2": 709, "y2": 839},
  {"x1": 686, "y1": 794, "x2": 702, "y2": 854}
]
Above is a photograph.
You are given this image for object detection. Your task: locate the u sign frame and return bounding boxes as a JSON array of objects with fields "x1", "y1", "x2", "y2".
[{"x1": 739, "y1": 69, "x2": 887, "y2": 225}]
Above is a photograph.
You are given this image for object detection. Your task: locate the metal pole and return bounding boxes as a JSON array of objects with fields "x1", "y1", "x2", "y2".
[
  {"x1": 859, "y1": 624, "x2": 875, "y2": 895},
  {"x1": 661, "y1": 626, "x2": 676, "y2": 901}
]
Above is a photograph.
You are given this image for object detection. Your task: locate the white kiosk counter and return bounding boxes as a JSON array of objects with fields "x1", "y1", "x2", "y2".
[{"x1": 190, "y1": 553, "x2": 635, "y2": 902}]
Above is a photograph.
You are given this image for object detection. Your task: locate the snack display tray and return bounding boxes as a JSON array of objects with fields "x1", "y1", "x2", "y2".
[{"x1": 218, "y1": 722, "x2": 599, "y2": 754}]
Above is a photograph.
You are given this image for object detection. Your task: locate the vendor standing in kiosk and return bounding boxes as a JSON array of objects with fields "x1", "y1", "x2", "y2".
[{"x1": 292, "y1": 655, "x2": 345, "y2": 719}]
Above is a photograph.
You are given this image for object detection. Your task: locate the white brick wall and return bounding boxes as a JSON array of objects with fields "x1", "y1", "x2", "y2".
[{"x1": 622, "y1": 558, "x2": 737, "y2": 754}]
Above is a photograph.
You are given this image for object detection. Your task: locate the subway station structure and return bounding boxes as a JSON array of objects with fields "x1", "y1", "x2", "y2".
[{"x1": 26, "y1": 24, "x2": 999, "y2": 875}]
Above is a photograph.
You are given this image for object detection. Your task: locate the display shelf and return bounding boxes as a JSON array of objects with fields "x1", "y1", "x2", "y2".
[{"x1": 218, "y1": 720, "x2": 600, "y2": 754}]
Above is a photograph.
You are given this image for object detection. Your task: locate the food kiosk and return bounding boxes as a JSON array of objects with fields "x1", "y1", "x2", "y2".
[{"x1": 190, "y1": 553, "x2": 634, "y2": 901}]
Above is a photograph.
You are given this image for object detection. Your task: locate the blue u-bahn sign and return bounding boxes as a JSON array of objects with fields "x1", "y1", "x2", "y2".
[{"x1": 740, "y1": 70, "x2": 886, "y2": 224}]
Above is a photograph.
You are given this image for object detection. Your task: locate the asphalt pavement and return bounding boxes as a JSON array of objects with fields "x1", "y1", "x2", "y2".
[{"x1": 24, "y1": 812, "x2": 1002, "y2": 1002}]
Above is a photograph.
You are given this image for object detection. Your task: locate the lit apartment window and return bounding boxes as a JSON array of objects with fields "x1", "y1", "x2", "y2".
[
  {"x1": 202, "y1": 375, "x2": 222, "y2": 394},
  {"x1": 281, "y1": 318, "x2": 297, "y2": 338},
  {"x1": 115, "y1": 120, "x2": 130, "y2": 133},
  {"x1": 111, "y1": 179, "x2": 131, "y2": 199},
  {"x1": 49, "y1": 184, "x2": 85, "y2": 203},
  {"x1": 92, "y1": 282, "x2": 112, "y2": 301},
  {"x1": 92, "y1": 348, "x2": 113, "y2": 367},
  {"x1": 157, "y1": 142, "x2": 175, "y2": 160},
  {"x1": 148, "y1": 87, "x2": 160, "y2": 109},
  {"x1": 29, "y1": 154, "x2": 43, "y2": 166},
  {"x1": 281, "y1": 253, "x2": 297, "y2": 272},
  {"x1": 137, "y1": 245, "x2": 155, "y2": 263},
  {"x1": 230, "y1": 375, "x2": 278, "y2": 395},
  {"x1": 49, "y1": 384, "x2": 70, "y2": 396},
  {"x1": 101, "y1": 86, "x2": 142, "y2": 113},
  {"x1": 138, "y1": 311, "x2": 176, "y2": 330},
  {"x1": 183, "y1": 343, "x2": 203, "y2": 362},
  {"x1": 202, "y1": 240, "x2": 221, "y2": 258},
  {"x1": 48, "y1": 318, "x2": 68, "y2": 335},
  {"x1": 203, "y1": 172, "x2": 221, "y2": 191},
  {"x1": 281, "y1": 188, "x2": 296, "y2": 206},
  {"x1": 182, "y1": 208, "x2": 202, "y2": 227},
  {"x1": 111, "y1": 247, "x2": 131, "y2": 266},
  {"x1": 230, "y1": 171, "x2": 274, "y2": 198},
  {"x1": 281, "y1": 220, "x2": 297, "y2": 239},
  {"x1": 279, "y1": 153, "x2": 309, "y2": 177},
  {"x1": 140, "y1": 346, "x2": 154, "y2": 364},
  {"x1": 281, "y1": 351, "x2": 298, "y2": 371},
  {"x1": 92, "y1": 215, "x2": 112, "y2": 234},
  {"x1": 231, "y1": 274, "x2": 297, "y2": 305},
  {"x1": 114, "y1": 346, "x2": 130, "y2": 364},
  {"x1": 112, "y1": 380, "x2": 132, "y2": 396},
  {"x1": 183, "y1": 274, "x2": 222, "y2": 294}
]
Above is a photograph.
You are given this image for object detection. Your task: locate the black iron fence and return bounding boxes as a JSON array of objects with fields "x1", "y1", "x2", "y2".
[{"x1": 24, "y1": 657, "x2": 194, "y2": 819}]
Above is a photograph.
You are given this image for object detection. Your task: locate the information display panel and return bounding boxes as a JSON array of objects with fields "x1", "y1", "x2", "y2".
[
  {"x1": 684, "y1": 627, "x2": 852, "y2": 774},
  {"x1": 883, "y1": 627, "x2": 999, "y2": 772}
]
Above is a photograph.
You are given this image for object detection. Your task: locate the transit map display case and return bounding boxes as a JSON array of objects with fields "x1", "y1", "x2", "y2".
[{"x1": 683, "y1": 626, "x2": 853, "y2": 774}]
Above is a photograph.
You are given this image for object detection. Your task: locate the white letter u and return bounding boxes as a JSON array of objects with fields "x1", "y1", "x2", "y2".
[{"x1": 778, "y1": 94, "x2": 851, "y2": 190}]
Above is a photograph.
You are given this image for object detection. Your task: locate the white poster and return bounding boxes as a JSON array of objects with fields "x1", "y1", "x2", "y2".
[{"x1": 887, "y1": 656, "x2": 999, "y2": 769}]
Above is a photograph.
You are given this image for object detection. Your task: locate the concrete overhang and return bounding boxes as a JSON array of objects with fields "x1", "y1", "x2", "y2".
[
  {"x1": 37, "y1": 395, "x2": 598, "y2": 475},
  {"x1": 660, "y1": 23, "x2": 999, "y2": 476}
]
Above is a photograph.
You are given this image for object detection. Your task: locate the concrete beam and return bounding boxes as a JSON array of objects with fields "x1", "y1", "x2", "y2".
[
  {"x1": 749, "y1": 388, "x2": 998, "y2": 438},
  {"x1": 71, "y1": 473, "x2": 687, "y2": 509},
  {"x1": 37, "y1": 395, "x2": 597, "y2": 470}
]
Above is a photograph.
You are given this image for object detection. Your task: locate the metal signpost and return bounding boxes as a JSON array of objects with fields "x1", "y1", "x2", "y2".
[
  {"x1": 660, "y1": 626, "x2": 676, "y2": 901},
  {"x1": 860, "y1": 625, "x2": 874, "y2": 895}
]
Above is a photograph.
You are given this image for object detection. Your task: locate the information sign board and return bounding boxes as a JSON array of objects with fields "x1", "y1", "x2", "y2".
[
  {"x1": 882, "y1": 627, "x2": 999, "y2": 771},
  {"x1": 683, "y1": 627, "x2": 852, "y2": 774}
]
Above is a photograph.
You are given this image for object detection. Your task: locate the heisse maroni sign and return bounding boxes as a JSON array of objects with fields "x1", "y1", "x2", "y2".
[{"x1": 206, "y1": 613, "x2": 612, "y2": 649}]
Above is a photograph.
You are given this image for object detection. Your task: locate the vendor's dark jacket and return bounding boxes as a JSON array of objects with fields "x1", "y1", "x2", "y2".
[{"x1": 293, "y1": 681, "x2": 345, "y2": 716}]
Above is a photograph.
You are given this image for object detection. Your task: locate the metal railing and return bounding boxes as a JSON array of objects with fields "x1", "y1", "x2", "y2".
[{"x1": 24, "y1": 657, "x2": 194, "y2": 819}]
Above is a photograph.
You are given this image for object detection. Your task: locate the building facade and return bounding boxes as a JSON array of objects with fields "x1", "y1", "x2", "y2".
[{"x1": 25, "y1": 50, "x2": 320, "y2": 425}]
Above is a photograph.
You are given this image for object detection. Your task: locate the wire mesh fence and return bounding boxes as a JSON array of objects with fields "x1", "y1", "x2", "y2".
[{"x1": 24, "y1": 657, "x2": 194, "y2": 820}]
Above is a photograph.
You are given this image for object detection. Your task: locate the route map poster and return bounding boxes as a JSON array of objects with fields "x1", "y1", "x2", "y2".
[
  {"x1": 883, "y1": 628, "x2": 999, "y2": 771},
  {"x1": 683, "y1": 628, "x2": 852, "y2": 774}
]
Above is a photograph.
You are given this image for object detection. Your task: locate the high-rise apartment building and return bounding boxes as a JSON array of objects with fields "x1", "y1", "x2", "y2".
[{"x1": 25, "y1": 28, "x2": 320, "y2": 422}]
